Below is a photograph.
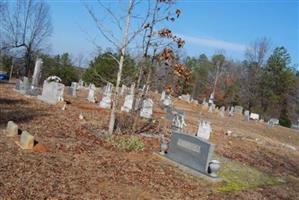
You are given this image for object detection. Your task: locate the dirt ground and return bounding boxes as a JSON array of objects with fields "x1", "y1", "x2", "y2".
[{"x1": 0, "y1": 82, "x2": 299, "y2": 199}]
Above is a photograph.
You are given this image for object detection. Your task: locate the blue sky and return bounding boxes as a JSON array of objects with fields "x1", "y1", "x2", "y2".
[{"x1": 48, "y1": 0, "x2": 299, "y2": 67}]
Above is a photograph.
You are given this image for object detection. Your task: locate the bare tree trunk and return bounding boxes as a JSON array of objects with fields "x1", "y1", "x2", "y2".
[
  {"x1": 9, "y1": 61, "x2": 14, "y2": 81},
  {"x1": 108, "y1": 0, "x2": 132, "y2": 135}
]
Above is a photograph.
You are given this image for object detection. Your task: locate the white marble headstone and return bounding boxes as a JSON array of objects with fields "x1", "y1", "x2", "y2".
[{"x1": 140, "y1": 98, "x2": 153, "y2": 119}]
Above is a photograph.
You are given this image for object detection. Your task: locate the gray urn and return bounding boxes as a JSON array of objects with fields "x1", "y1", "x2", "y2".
[
  {"x1": 160, "y1": 142, "x2": 168, "y2": 155},
  {"x1": 208, "y1": 160, "x2": 221, "y2": 177}
]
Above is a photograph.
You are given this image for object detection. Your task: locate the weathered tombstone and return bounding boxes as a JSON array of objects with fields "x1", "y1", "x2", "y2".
[
  {"x1": 181, "y1": 94, "x2": 191, "y2": 103},
  {"x1": 121, "y1": 94, "x2": 133, "y2": 112},
  {"x1": 15, "y1": 79, "x2": 22, "y2": 90},
  {"x1": 202, "y1": 98, "x2": 207, "y2": 105},
  {"x1": 208, "y1": 92, "x2": 214, "y2": 105},
  {"x1": 165, "y1": 131, "x2": 216, "y2": 176},
  {"x1": 20, "y1": 131, "x2": 34, "y2": 149},
  {"x1": 31, "y1": 58, "x2": 43, "y2": 88},
  {"x1": 172, "y1": 112, "x2": 186, "y2": 130},
  {"x1": 69, "y1": 82, "x2": 78, "y2": 97},
  {"x1": 196, "y1": 120, "x2": 212, "y2": 140},
  {"x1": 6, "y1": 121, "x2": 18, "y2": 137},
  {"x1": 87, "y1": 83, "x2": 96, "y2": 103},
  {"x1": 268, "y1": 118, "x2": 279, "y2": 128},
  {"x1": 130, "y1": 83, "x2": 135, "y2": 95},
  {"x1": 219, "y1": 106, "x2": 225, "y2": 117},
  {"x1": 99, "y1": 82, "x2": 113, "y2": 109},
  {"x1": 120, "y1": 84, "x2": 127, "y2": 96},
  {"x1": 18, "y1": 76, "x2": 30, "y2": 94},
  {"x1": 234, "y1": 106, "x2": 243, "y2": 115},
  {"x1": 160, "y1": 91, "x2": 166, "y2": 101},
  {"x1": 38, "y1": 79, "x2": 65, "y2": 104},
  {"x1": 162, "y1": 95, "x2": 172, "y2": 108},
  {"x1": 78, "y1": 79, "x2": 84, "y2": 89},
  {"x1": 250, "y1": 113, "x2": 259, "y2": 120},
  {"x1": 244, "y1": 110, "x2": 250, "y2": 121},
  {"x1": 140, "y1": 98, "x2": 153, "y2": 119}
]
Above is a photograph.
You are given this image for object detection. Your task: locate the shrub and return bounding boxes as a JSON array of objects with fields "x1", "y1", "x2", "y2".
[{"x1": 106, "y1": 135, "x2": 144, "y2": 152}]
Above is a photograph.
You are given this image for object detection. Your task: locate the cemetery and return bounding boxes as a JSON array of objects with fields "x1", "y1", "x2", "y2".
[
  {"x1": 0, "y1": 79, "x2": 299, "y2": 199},
  {"x1": 0, "y1": 0, "x2": 298, "y2": 199}
]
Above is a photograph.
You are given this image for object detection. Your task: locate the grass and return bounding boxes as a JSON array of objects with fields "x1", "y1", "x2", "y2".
[
  {"x1": 216, "y1": 158, "x2": 284, "y2": 192},
  {"x1": 106, "y1": 135, "x2": 145, "y2": 152}
]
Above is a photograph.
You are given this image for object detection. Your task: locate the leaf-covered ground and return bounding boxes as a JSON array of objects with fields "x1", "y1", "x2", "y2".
[{"x1": 0, "y1": 82, "x2": 299, "y2": 199}]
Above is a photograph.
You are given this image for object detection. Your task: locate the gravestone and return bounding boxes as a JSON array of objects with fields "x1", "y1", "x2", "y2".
[
  {"x1": 15, "y1": 79, "x2": 22, "y2": 90},
  {"x1": 140, "y1": 98, "x2": 153, "y2": 119},
  {"x1": 165, "y1": 131, "x2": 215, "y2": 176},
  {"x1": 26, "y1": 58, "x2": 43, "y2": 96},
  {"x1": 208, "y1": 104, "x2": 213, "y2": 113},
  {"x1": 69, "y1": 82, "x2": 78, "y2": 97},
  {"x1": 18, "y1": 77, "x2": 30, "y2": 94},
  {"x1": 20, "y1": 131, "x2": 34, "y2": 149},
  {"x1": 208, "y1": 92, "x2": 214, "y2": 105},
  {"x1": 130, "y1": 83, "x2": 135, "y2": 95},
  {"x1": 250, "y1": 113, "x2": 259, "y2": 120},
  {"x1": 172, "y1": 112, "x2": 186, "y2": 130},
  {"x1": 162, "y1": 95, "x2": 172, "y2": 108},
  {"x1": 196, "y1": 120, "x2": 212, "y2": 140},
  {"x1": 219, "y1": 106, "x2": 225, "y2": 117},
  {"x1": 38, "y1": 80, "x2": 65, "y2": 104},
  {"x1": 87, "y1": 84, "x2": 96, "y2": 103},
  {"x1": 99, "y1": 82, "x2": 113, "y2": 109},
  {"x1": 268, "y1": 118, "x2": 279, "y2": 127},
  {"x1": 6, "y1": 121, "x2": 18, "y2": 137},
  {"x1": 160, "y1": 91, "x2": 166, "y2": 101},
  {"x1": 78, "y1": 79, "x2": 84, "y2": 89},
  {"x1": 31, "y1": 58, "x2": 43, "y2": 88},
  {"x1": 244, "y1": 110, "x2": 250, "y2": 121},
  {"x1": 234, "y1": 106, "x2": 243, "y2": 115},
  {"x1": 121, "y1": 94, "x2": 133, "y2": 112},
  {"x1": 120, "y1": 84, "x2": 127, "y2": 96},
  {"x1": 180, "y1": 94, "x2": 191, "y2": 103}
]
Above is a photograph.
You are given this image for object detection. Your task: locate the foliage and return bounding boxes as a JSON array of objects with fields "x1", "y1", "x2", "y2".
[
  {"x1": 82, "y1": 52, "x2": 136, "y2": 87},
  {"x1": 0, "y1": 54, "x2": 12, "y2": 72},
  {"x1": 106, "y1": 135, "x2": 145, "y2": 152},
  {"x1": 40, "y1": 53, "x2": 80, "y2": 86},
  {"x1": 217, "y1": 158, "x2": 282, "y2": 192}
]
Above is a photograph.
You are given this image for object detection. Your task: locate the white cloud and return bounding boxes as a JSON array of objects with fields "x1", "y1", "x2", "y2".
[{"x1": 177, "y1": 34, "x2": 246, "y2": 52}]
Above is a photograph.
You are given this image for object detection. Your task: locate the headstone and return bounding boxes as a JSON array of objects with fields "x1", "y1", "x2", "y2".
[
  {"x1": 208, "y1": 92, "x2": 214, "y2": 105},
  {"x1": 99, "y1": 82, "x2": 113, "y2": 109},
  {"x1": 202, "y1": 98, "x2": 207, "y2": 105},
  {"x1": 103, "y1": 82, "x2": 113, "y2": 96},
  {"x1": 162, "y1": 95, "x2": 172, "y2": 108},
  {"x1": 130, "y1": 83, "x2": 135, "y2": 95},
  {"x1": 268, "y1": 118, "x2": 279, "y2": 127},
  {"x1": 15, "y1": 79, "x2": 22, "y2": 90},
  {"x1": 38, "y1": 80, "x2": 65, "y2": 104},
  {"x1": 78, "y1": 79, "x2": 84, "y2": 89},
  {"x1": 181, "y1": 94, "x2": 191, "y2": 103},
  {"x1": 165, "y1": 131, "x2": 215, "y2": 176},
  {"x1": 250, "y1": 113, "x2": 259, "y2": 120},
  {"x1": 20, "y1": 131, "x2": 34, "y2": 149},
  {"x1": 196, "y1": 120, "x2": 212, "y2": 140},
  {"x1": 160, "y1": 91, "x2": 166, "y2": 101},
  {"x1": 6, "y1": 121, "x2": 18, "y2": 137},
  {"x1": 172, "y1": 112, "x2": 186, "y2": 130},
  {"x1": 18, "y1": 76, "x2": 30, "y2": 94},
  {"x1": 31, "y1": 58, "x2": 43, "y2": 88},
  {"x1": 121, "y1": 94, "x2": 133, "y2": 112},
  {"x1": 244, "y1": 110, "x2": 250, "y2": 121},
  {"x1": 208, "y1": 104, "x2": 213, "y2": 113},
  {"x1": 70, "y1": 82, "x2": 78, "y2": 97},
  {"x1": 219, "y1": 106, "x2": 225, "y2": 117},
  {"x1": 140, "y1": 98, "x2": 153, "y2": 119},
  {"x1": 87, "y1": 84, "x2": 96, "y2": 103},
  {"x1": 234, "y1": 106, "x2": 243, "y2": 115},
  {"x1": 99, "y1": 96, "x2": 112, "y2": 109},
  {"x1": 120, "y1": 84, "x2": 127, "y2": 96}
]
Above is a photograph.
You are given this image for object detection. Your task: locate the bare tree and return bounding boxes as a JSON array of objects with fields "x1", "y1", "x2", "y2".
[
  {"x1": 245, "y1": 37, "x2": 271, "y2": 68},
  {"x1": 86, "y1": 0, "x2": 149, "y2": 135},
  {"x1": 0, "y1": 0, "x2": 52, "y2": 77}
]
